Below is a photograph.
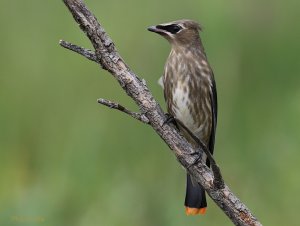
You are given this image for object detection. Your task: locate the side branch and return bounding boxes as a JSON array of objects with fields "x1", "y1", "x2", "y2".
[
  {"x1": 60, "y1": 40, "x2": 97, "y2": 62},
  {"x1": 60, "y1": 0, "x2": 262, "y2": 225},
  {"x1": 97, "y1": 98, "x2": 150, "y2": 124}
]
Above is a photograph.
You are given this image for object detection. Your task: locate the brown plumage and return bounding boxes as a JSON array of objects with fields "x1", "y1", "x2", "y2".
[{"x1": 148, "y1": 19, "x2": 217, "y2": 215}]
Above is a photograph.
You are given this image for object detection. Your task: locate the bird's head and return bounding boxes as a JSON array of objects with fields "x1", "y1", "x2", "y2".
[{"x1": 147, "y1": 19, "x2": 202, "y2": 47}]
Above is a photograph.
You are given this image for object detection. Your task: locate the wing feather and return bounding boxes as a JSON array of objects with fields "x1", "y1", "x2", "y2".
[{"x1": 208, "y1": 77, "x2": 217, "y2": 155}]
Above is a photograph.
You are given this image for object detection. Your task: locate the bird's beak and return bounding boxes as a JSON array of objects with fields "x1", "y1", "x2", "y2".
[
  {"x1": 147, "y1": 25, "x2": 162, "y2": 34},
  {"x1": 147, "y1": 25, "x2": 158, "y2": 32}
]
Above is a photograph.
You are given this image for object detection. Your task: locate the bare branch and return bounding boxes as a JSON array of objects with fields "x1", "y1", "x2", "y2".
[
  {"x1": 59, "y1": 40, "x2": 97, "y2": 62},
  {"x1": 97, "y1": 98, "x2": 150, "y2": 124},
  {"x1": 60, "y1": 0, "x2": 262, "y2": 225}
]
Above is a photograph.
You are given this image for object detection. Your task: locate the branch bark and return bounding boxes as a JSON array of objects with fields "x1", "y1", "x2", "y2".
[{"x1": 60, "y1": 1, "x2": 262, "y2": 225}]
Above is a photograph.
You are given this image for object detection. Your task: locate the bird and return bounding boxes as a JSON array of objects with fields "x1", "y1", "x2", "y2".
[{"x1": 148, "y1": 19, "x2": 217, "y2": 215}]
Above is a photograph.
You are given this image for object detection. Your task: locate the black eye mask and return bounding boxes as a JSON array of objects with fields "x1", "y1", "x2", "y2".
[{"x1": 156, "y1": 24, "x2": 182, "y2": 34}]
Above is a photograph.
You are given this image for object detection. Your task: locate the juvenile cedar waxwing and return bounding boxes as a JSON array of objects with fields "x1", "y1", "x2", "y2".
[{"x1": 148, "y1": 19, "x2": 217, "y2": 215}]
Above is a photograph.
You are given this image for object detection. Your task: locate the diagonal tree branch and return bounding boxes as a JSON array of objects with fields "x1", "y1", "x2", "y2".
[{"x1": 60, "y1": 0, "x2": 262, "y2": 225}]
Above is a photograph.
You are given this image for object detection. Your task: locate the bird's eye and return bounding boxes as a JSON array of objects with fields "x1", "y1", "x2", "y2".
[
  {"x1": 157, "y1": 24, "x2": 182, "y2": 34},
  {"x1": 169, "y1": 25, "x2": 182, "y2": 34}
]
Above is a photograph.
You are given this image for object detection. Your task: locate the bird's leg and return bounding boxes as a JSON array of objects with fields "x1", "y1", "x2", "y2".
[
  {"x1": 163, "y1": 113, "x2": 179, "y2": 129},
  {"x1": 188, "y1": 150, "x2": 203, "y2": 167},
  {"x1": 190, "y1": 146, "x2": 224, "y2": 189},
  {"x1": 163, "y1": 115, "x2": 224, "y2": 188},
  {"x1": 176, "y1": 120, "x2": 224, "y2": 189}
]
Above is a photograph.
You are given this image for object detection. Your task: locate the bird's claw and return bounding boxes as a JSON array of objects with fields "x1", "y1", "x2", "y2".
[
  {"x1": 163, "y1": 113, "x2": 178, "y2": 129},
  {"x1": 187, "y1": 151, "x2": 203, "y2": 169}
]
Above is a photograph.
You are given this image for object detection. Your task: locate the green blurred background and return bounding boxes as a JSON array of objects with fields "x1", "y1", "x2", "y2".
[{"x1": 0, "y1": 0, "x2": 299, "y2": 225}]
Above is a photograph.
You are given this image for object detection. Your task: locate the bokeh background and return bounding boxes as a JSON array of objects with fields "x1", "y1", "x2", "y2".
[{"x1": 0, "y1": 0, "x2": 299, "y2": 225}]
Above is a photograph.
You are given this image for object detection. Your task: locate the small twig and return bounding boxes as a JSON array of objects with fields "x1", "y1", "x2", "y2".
[
  {"x1": 97, "y1": 98, "x2": 150, "y2": 124},
  {"x1": 59, "y1": 40, "x2": 97, "y2": 62}
]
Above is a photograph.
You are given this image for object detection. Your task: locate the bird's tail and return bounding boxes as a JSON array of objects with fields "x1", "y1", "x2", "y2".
[{"x1": 184, "y1": 174, "x2": 207, "y2": 215}]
